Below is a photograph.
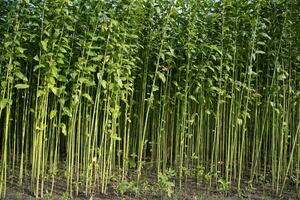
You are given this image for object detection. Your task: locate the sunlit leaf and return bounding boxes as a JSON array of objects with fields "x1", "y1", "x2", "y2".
[{"x1": 15, "y1": 84, "x2": 29, "y2": 89}]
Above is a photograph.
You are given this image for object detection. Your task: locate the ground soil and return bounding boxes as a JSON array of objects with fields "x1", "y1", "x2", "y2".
[
  {"x1": 4, "y1": 177, "x2": 299, "y2": 200},
  {"x1": 2, "y1": 163, "x2": 299, "y2": 200}
]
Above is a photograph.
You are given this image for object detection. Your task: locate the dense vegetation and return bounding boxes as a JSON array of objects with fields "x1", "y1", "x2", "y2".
[{"x1": 0, "y1": 0, "x2": 299, "y2": 198}]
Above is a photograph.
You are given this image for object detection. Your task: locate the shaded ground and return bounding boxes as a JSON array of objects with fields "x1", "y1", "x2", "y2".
[
  {"x1": 4, "y1": 187, "x2": 298, "y2": 200},
  {"x1": 4, "y1": 177, "x2": 298, "y2": 200},
  {"x1": 2, "y1": 163, "x2": 298, "y2": 200}
]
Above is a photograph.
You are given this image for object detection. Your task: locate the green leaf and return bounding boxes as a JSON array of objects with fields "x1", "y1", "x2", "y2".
[
  {"x1": 257, "y1": 41, "x2": 266, "y2": 46},
  {"x1": 13, "y1": 61, "x2": 21, "y2": 66},
  {"x1": 157, "y1": 71, "x2": 166, "y2": 83},
  {"x1": 61, "y1": 123, "x2": 67, "y2": 136},
  {"x1": 115, "y1": 76, "x2": 123, "y2": 88},
  {"x1": 57, "y1": 58, "x2": 64, "y2": 64},
  {"x1": 210, "y1": 45, "x2": 222, "y2": 56},
  {"x1": 153, "y1": 85, "x2": 159, "y2": 92},
  {"x1": 237, "y1": 118, "x2": 243, "y2": 125},
  {"x1": 91, "y1": 55, "x2": 103, "y2": 62},
  {"x1": 189, "y1": 95, "x2": 198, "y2": 103},
  {"x1": 15, "y1": 71, "x2": 28, "y2": 82},
  {"x1": 79, "y1": 77, "x2": 96, "y2": 87},
  {"x1": 50, "y1": 110, "x2": 57, "y2": 119},
  {"x1": 82, "y1": 93, "x2": 93, "y2": 103},
  {"x1": 63, "y1": 107, "x2": 72, "y2": 117},
  {"x1": 0, "y1": 99, "x2": 12, "y2": 110},
  {"x1": 59, "y1": 98, "x2": 66, "y2": 107},
  {"x1": 87, "y1": 51, "x2": 96, "y2": 57},
  {"x1": 111, "y1": 134, "x2": 121, "y2": 141},
  {"x1": 16, "y1": 47, "x2": 26, "y2": 54},
  {"x1": 278, "y1": 74, "x2": 286, "y2": 81},
  {"x1": 49, "y1": 85, "x2": 58, "y2": 95},
  {"x1": 33, "y1": 55, "x2": 39, "y2": 62},
  {"x1": 37, "y1": 89, "x2": 46, "y2": 97},
  {"x1": 41, "y1": 39, "x2": 48, "y2": 51},
  {"x1": 260, "y1": 33, "x2": 271, "y2": 40},
  {"x1": 111, "y1": 19, "x2": 119, "y2": 27},
  {"x1": 34, "y1": 64, "x2": 45, "y2": 71},
  {"x1": 15, "y1": 84, "x2": 29, "y2": 89},
  {"x1": 100, "y1": 80, "x2": 107, "y2": 89},
  {"x1": 4, "y1": 41, "x2": 12, "y2": 48},
  {"x1": 251, "y1": 53, "x2": 256, "y2": 61},
  {"x1": 59, "y1": 47, "x2": 67, "y2": 53},
  {"x1": 57, "y1": 75, "x2": 68, "y2": 82},
  {"x1": 255, "y1": 50, "x2": 265, "y2": 54}
]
